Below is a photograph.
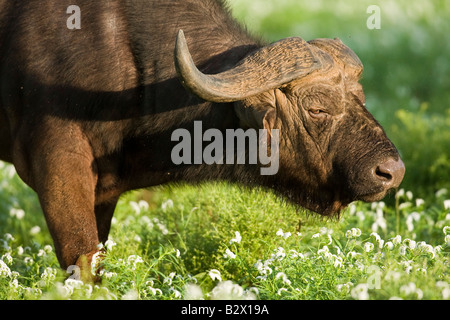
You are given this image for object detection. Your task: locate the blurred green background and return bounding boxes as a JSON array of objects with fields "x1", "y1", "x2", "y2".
[{"x1": 229, "y1": 0, "x2": 450, "y2": 196}]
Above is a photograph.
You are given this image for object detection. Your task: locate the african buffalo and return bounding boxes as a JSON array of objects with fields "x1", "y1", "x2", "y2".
[{"x1": 0, "y1": 0, "x2": 404, "y2": 276}]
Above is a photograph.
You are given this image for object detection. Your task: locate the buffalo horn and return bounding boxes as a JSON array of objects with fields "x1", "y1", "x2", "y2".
[
  {"x1": 174, "y1": 30, "x2": 326, "y2": 103},
  {"x1": 308, "y1": 38, "x2": 363, "y2": 79}
]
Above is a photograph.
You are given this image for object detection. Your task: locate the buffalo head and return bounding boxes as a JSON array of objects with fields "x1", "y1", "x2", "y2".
[{"x1": 174, "y1": 30, "x2": 405, "y2": 216}]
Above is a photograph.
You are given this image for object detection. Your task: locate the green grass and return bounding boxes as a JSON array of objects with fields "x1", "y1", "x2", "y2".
[
  {"x1": 0, "y1": 163, "x2": 449, "y2": 300},
  {"x1": 1, "y1": 0, "x2": 449, "y2": 300}
]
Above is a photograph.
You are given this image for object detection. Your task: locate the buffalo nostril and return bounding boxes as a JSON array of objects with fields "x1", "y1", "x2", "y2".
[
  {"x1": 374, "y1": 158, "x2": 406, "y2": 188},
  {"x1": 375, "y1": 166, "x2": 392, "y2": 181}
]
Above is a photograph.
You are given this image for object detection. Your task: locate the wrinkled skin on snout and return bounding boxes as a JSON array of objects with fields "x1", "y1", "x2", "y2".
[{"x1": 176, "y1": 33, "x2": 405, "y2": 216}]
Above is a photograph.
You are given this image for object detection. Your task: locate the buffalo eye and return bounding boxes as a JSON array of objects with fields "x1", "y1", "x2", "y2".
[{"x1": 308, "y1": 107, "x2": 327, "y2": 119}]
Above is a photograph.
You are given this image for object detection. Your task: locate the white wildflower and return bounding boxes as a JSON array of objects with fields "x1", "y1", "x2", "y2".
[
  {"x1": 289, "y1": 249, "x2": 304, "y2": 259},
  {"x1": 144, "y1": 285, "x2": 163, "y2": 297},
  {"x1": 334, "y1": 246, "x2": 343, "y2": 257},
  {"x1": 346, "y1": 251, "x2": 361, "y2": 259},
  {"x1": 406, "y1": 212, "x2": 420, "y2": 232},
  {"x1": 127, "y1": 255, "x2": 144, "y2": 269},
  {"x1": 444, "y1": 200, "x2": 450, "y2": 210},
  {"x1": 345, "y1": 228, "x2": 362, "y2": 238},
  {"x1": 399, "y1": 202, "x2": 412, "y2": 210},
  {"x1": 169, "y1": 287, "x2": 182, "y2": 299},
  {"x1": 364, "y1": 242, "x2": 374, "y2": 252},
  {"x1": 254, "y1": 260, "x2": 272, "y2": 276},
  {"x1": 332, "y1": 255, "x2": 343, "y2": 268},
  {"x1": 416, "y1": 268, "x2": 427, "y2": 275},
  {"x1": 1, "y1": 253, "x2": 13, "y2": 265},
  {"x1": 122, "y1": 289, "x2": 139, "y2": 300},
  {"x1": 276, "y1": 228, "x2": 291, "y2": 239},
  {"x1": 40, "y1": 267, "x2": 57, "y2": 281},
  {"x1": 400, "y1": 260, "x2": 413, "y2": 274},
  {"x1": 139, "y1": 216, "x2": 154, "y2": 230},
  {"x1": 247, "y1": 287, "x2": 259, "y2": 298},
  {"x1": 184, "y1": 283, "x2": 203, "y2": 300},
  {"x1": 326, "y1": 234, "x2": 332, "y2": 245},
  {"x1": 417, "y1": 242, "x2": 436, "y2": 258},
  {"x1": 9, "y1": 208, "x2": 25, "y2": 220},
  {"x1": 436, "y1": 188, "x2": 448, "y2": 198},
  {"x1": 277, "y1": 288, "x2": 288, "y2": 296},
  {"x1": 442, "y1": 288, "x2": 450, "y2": 300},
  {"x1": 64, "y1": 278, "x2": 84, "y2": 291},
  {"x1": 0, "y1": 260, "x2": 12, "y2": 277},
  {"x1": 157, "y1": 222, "x2": 169, "y2": 235},
  {"x1": 400, "y1": 282, "x2": 423, "y2": 299},
  {"x1": 348, "y1": 203, "x2": 357, "y2": 215},
  {"x1": 161, "y1": 199, "x2": 174, "y2": 211},
  {"x1": 29, "y1": 226, "x2": 41, "y2": 235},
  {"x1": 210, "y1": 280, "x2": 255, "y2": 300},
  {"x1": 370, "y1": 232, "x2": 385, "y2": 248},
  {"x1": 372, "y1": 208, "x2": 387, "y2": 232},
  {"x1": 104, "y1": 239, "x2": 116, "y2": 251},
  {"x1": 384, "y1": 241, "x2": 394, "y2": 250},
  {"x1": 311, "y1": 233, "x2": 320, "y2": 239},
  {"x1": 415, "y1": 198, "x2": 424, "y2": 207},
  {"x1": 275, "y1": 272, "x2": 291, "y2": 286},
  {"x1": 443, "y1": 226, "x2": 450, "y2": 235},
  {"x1": 396, "y1": 188, "x2": 405, "y2": 198},
  {"x1": 406, "y1": 191, "x2": 413, "y2": 200},
  {"x1": 99, "y1": 270, "x2": 117, "y2": 278},
  {"x1": 385, "y1": 271, "x2": 401, "y2": 282},
  {"x1": 229, "y1": 231, "x2": 242, "y2": 244},
  {"x1": 445, "y1": 235, "x2": 450, "y2": 245},
  {"x1": 392, "y1": 235, "x2": 402, "y2": 245},
  {"x1": 273, "y1": 247, "x2": 285, "y2": 259},
  {"x1": 403, "y1": 239, "x2": 416, "y2": 250},
  {"x1": 337, "y1": 282, "x2": 353, "y2": 293},
  {"x1": 351, "y1": 283, "x2": 369, "y2": 300},
  {"x1": 91, "y1": 251, "x2": 103, "y2": 275},
  {"x1": 224, "y1": 248, "x2": 236, "y2": 259},
  {"x1": 129, "y1": 201, "x2": 141, "y2": 215},
  {"x1": 138, "y1": 200, "x2": 149, "y2": 211},
  {"x1": 208, "y1": 269, "x2": 222, "y2": 282},
  {"x1": 399, "y1": 245, "x2": 408, "y2": 256},
  {"x1": 164, "y1": 272, "x2": 176, "y2": 285},
  {"x1": 17, "y1": 246, "x2": 24, "y2": 255}
]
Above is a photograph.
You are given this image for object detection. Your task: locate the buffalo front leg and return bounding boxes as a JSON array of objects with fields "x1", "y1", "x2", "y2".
[
  {"x1": 25, "y1": 125, "x2": 100, "y2": 275},
  {"x1": 96, "y1": 196, "x2": 119, "y2": 245}
]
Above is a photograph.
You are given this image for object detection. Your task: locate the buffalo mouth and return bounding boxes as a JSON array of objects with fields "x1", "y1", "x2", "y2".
[
  {"x1": 356, "y1": 189, "x2": 392, "y2": 203},
  {"x1": 274, "y1": 184, "x2": 352, "y2": 217},
  {"x1": 267, "y1": 158, "x2": 404, "y2": 217},
  {"x1": 277, "y1": 184, "x2": 395, "y2": 217}
]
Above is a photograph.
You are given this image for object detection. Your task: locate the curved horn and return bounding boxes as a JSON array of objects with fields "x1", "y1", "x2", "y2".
[
  {"x1": 308, "y1": 38, "x2": 363, "y2": 79},
  {"x1": 174, "y1": 30, "x2": 327, "y2": 103}
]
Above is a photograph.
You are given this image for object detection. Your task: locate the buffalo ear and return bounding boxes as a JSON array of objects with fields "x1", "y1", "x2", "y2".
[
  {"x1": 234, "y1": 90, "x2": 277, "y2": 130},
  {"x1": 262, "y1": 108, "x2": 276, "y2": 132},
  {"x1": 261, "y1": 108, "x2": 276, "y2": 146}
]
